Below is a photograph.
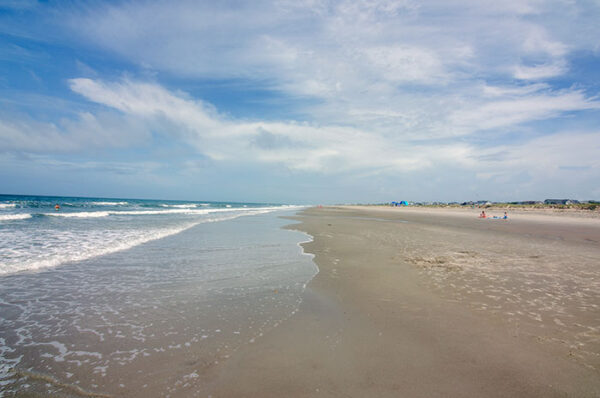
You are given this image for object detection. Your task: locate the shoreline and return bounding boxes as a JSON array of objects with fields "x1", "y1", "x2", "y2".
[
  {"x1": 207, "y1": 206, "x2": 600, "y2": 397},
  {"x1": 348, "y1": 204, "x2": 600, "y2": 221}
]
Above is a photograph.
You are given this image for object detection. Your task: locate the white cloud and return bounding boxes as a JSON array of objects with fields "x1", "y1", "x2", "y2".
[
  {"x1": 68, "y1": 78, "x2": 220, "y2": 134},
  {"x1": 521, "y1": 26, "x2": 568, "y2": 57},
  {"x1": 64, "y1": 77, "x2": 600, "y2": 190},
  {"x1": 448, "y1": 90, "x2": 600, "y2": 133},
  {"x1": 0, "y1": 118, "x2": 72, "y2": 152},
  {"x1": 472, "y1": 130, "x2": 600, "y2": 190},
  {"x1": 363, "y1": 45, "x2": 446, "y2": 83},
  {"x1": 57, "y1": 1, "x2": 491, "y2": 92},
  {"x1": 0, "y1": 110, "x2": 150, "y2": 153},
  {"x1": 6, "y1": 70, "x2": 599, "y2": 186},
  {"x1": 513, "y1": 62, "x2": 567, "y2": 80},
  {"x1": 482, "y1": 83, "x2": 549, "y2": 97},
  {"x1": 59, "y1": 0, "x2": 600, "y2": 140},
  {"x1": 66, "y1": 77, "x2": 482, "y2": 174}
]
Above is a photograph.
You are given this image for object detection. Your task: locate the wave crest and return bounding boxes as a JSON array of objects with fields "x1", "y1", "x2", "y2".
[
  {"x1": 44, "y1": 211, "x2": 111, "y2": 218},
  {"x1": 0, "y1": 214, "x2": 31, "y2": 221},
  {"x1": 159, "y1": 204, "x2": 198, "y2": 208}
]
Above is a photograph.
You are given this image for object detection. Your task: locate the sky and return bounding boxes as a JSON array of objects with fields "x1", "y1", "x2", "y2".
[{"x1": 1, "y1": 0, "x2": 599, "y2": 204}]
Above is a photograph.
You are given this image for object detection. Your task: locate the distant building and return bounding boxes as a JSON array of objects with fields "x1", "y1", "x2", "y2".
[
  {"x1": 544, "y1": 199, "x2": 580, "y2": 205},
  {"x1": 508, "y1": 201, "x2": 543, "y2": 205}
]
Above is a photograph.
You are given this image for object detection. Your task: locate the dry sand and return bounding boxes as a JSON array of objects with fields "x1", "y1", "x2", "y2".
[{"x1": 205, "y1": 206, "x2": 600, "y2": 397}]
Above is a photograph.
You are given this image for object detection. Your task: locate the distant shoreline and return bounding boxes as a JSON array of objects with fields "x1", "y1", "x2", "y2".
[
  {"x1": 357, "y1": 202, "x2": 600, "y2": 212},
  {"x1": 343, "y1": 204, "x2": 600, "y2": 221}
]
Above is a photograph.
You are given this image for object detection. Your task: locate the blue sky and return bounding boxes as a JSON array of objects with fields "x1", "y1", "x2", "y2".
[{"x1": 1, "y1": 0, "x2": 599, "y2": 203}]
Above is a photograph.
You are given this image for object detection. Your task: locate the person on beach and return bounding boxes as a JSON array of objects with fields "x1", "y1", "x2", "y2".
[
  {"x1": 503, "y1": 212, "x2": 508, "y2": 219},
  {"x1": 479, "y1": 210, "x2": 486, "y2": 218}
]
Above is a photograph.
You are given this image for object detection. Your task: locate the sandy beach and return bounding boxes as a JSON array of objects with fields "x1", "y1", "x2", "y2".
[{"x1": 206, "y1": 205, "x2": 600, "y2": 397}]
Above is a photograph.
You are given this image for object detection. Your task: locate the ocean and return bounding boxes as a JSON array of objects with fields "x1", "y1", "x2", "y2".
[{"x1": 0, "y1": 195, "x2": 318, "y2": 396}]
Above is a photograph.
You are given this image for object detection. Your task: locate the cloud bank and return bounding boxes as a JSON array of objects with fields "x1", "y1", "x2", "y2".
[{"x1": 65, "y1": 77, "x2": 600, "y2": 184}]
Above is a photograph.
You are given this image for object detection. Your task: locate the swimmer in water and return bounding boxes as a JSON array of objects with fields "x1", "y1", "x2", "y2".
[{"x1": 55, "y1": 204, "x2": 60, "y2": 211}]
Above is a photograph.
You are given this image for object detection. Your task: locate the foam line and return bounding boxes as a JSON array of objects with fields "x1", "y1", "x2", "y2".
[
  {"x1": 0, "y1": 214, "x2": 31, "y2": 221},
  {"x1": 0, "y1": 208, "x2": 292, "y2": 275}
]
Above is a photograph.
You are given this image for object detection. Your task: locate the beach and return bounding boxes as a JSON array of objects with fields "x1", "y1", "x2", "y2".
[
  {"x1": 2, "y1": 202, "x2": 600, "y2": 397},
  {"x1": 208, "y1": 206, "x2": 600, "y2": 397},
  {"x1": 4, "y1": 1, "x2": 600, "y2": 396}
]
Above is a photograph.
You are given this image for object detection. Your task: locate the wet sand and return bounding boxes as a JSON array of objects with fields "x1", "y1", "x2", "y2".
[{"x1": 207, "y1": 206, "x2": 600, "y2": 397}]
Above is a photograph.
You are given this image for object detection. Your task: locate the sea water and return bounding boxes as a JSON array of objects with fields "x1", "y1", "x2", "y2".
[{"x1": 0, "y1": 195, "x2": 317, "y2": 396}]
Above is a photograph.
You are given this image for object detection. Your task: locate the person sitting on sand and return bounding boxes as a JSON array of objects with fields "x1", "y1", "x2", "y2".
[
  {"x1": 479, "y1": 210, "x2": 486, "y2": 218},
  {"x1": 503, "y1": 212, "x2": 508, "y2": 219}
]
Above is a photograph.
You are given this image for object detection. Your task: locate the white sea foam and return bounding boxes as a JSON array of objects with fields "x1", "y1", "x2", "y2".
[
  {"x1": 41, "y1": 208, "x2": 234, "y2": 218},
  {"x1": 0, "y1": 214, "x2": 31, "y2": 221},
  {"x1": 44, "y1": 211, "x2": 110, "y2": 218},
  {"x1": 41, "y1": 206, "x2": 297, "y2": 218},
  {"x1": 92, "y1": 201, "x2": 128, "y2": 206},
  {"x1": 0, "y1": 208, "x2": 291, "y2": 275},
  {"x1": 159, "y1": 204, "x2": 198, "y2": 208},
  {"x1": 0, "y1": 223, "x2": 198, "y2": 275},
  {"x1": 116, "y1": 208, "x2": 240, "y2": 216},
  {"x1": 0, "y1": 203, "x2": 16, "y2": 208}
]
